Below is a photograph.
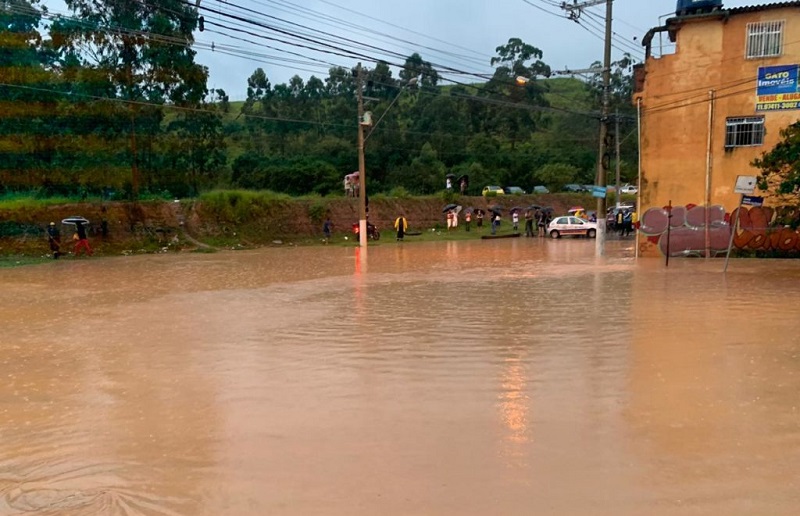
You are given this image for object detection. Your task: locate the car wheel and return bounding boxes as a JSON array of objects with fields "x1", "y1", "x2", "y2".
[
  {"x1": 587, "y1": 229, "x2": 596, "y2": 238},
  {"x1": 550, "y1": 230, "x2": 560, "y2": 239}
]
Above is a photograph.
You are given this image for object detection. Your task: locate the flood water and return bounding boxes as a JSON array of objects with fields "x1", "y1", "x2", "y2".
[{"x1": 1, "y1": 238, "x2": 799, "y2": 515}]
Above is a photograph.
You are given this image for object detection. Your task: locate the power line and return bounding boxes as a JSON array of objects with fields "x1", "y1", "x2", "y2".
[{"x1": 251, "y1": 0, "x2": 493, "y2": 71}]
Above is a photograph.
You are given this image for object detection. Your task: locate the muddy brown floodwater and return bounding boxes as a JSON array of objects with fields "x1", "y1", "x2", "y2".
[{"x1": 1, "y1": 238, "x2": 799, "y2": 515}]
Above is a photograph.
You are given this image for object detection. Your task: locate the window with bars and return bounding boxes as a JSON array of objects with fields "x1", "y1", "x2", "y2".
[
  {"x1": 725, "y1": 117, "x2": 765, "y2": 148},
  {"x1": 746, "y1": 21, "x2": 784, "y2": 58}
]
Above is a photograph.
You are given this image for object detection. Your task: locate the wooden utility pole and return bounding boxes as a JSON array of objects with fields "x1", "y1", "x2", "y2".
[
  {"x1": 615, "y1": 109, "x2": 621, "y2": 207},
  {"x1": 356, "y1": 63, "x2": 368, "y2": 248},
  {"x1": 562, "y1": 0, "x2": 614, "y2": 257},
  {"x1": 595, "y1": 0, "x2": 613, "y2": 257}
]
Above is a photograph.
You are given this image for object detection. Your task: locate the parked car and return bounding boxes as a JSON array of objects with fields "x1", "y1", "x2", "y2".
[
  {"x1": 563, "y1": 184, "x2": 584, "y2": 192},
  {"x1": 547, "y1": 216, "x2": 598, "y2": 239},
  {"x1": 482, "y1": 185, "x2": 505, "y2": 196},
  {"x1": 620, "y1": 184, "x2": 638, "y2": 194},
  {"x1": 503, "y1": 186, "x2": 526, "y2": 195},
  {"x1": 533, "y1": 185, "x2": 549, "y2": 194}
]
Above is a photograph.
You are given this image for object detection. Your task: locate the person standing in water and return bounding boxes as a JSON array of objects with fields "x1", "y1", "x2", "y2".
[{"x1": 394, "y1": 213, "x2": 408, "y2": 241}]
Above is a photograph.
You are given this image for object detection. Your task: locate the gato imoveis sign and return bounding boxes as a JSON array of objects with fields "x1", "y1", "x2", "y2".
[{"x1": 756, "y1": 65, "x2": 800, "y2": 111}]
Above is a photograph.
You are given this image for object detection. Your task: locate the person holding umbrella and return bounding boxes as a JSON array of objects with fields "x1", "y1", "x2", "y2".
[
  {"x1": 73, "y1": 219, "x2": 93, "y2": 256},
  {"x1": 476, "y1": 209, "x2": 484, "y2": 231},
  {"x1": 490, "y1": 210, "x2": 501, "y2": 235},
  {"x1": 537, "y1": 209, "x2": 547, "y2": 238},
  {"x1": 524, "y1": 209, "x2": 534, "y2": 237}
]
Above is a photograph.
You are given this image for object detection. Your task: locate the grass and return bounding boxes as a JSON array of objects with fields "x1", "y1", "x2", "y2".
[
  {"x1": 0, "y1": 255, "x2": 52, "y2": 267},
  {"x1": 0, "y1": 193, "x2": 78, "y2": 210}
]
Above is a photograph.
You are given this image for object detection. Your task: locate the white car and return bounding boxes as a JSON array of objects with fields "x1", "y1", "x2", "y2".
[
  {"x1": 547, "y1": 216, "x2": 598, "y2": 239},
  {"x1": 620, "y1": 184, "x2": 638, "y2": 194}
]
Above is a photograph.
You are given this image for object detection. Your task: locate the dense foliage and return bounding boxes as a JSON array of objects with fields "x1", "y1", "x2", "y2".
[
  {"x1": 752, "y1": 121, "x2": 800, "y2": 202},
  {"x1": 0, "y1": 1, "x2": 638, "y2": 199}
]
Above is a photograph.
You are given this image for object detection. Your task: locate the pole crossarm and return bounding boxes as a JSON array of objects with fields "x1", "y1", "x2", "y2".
[
  {"x1": 551, "y1": 67, "x2": 606, "y2": 75},
  {"x1": 561, "y1": 0, "x2": 608, "y2": 11}
]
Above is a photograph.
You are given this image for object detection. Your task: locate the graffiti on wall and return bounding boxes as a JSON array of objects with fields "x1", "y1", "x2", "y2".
[
  {"x1": 639, "y1": 204, "x2": 800, "y2": 256},
  {"x1": 731, "y1": 206, "x2": 800, "y2": 252}
]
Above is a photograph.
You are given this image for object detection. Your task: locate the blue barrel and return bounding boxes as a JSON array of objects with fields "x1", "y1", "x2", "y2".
[{"x1": 676, "y1": 0, "x2": 723, "y2": 16}]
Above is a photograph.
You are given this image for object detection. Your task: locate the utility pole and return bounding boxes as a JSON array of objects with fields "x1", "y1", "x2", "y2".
[
  {"x1": 595, "y1": 0, "x2": 613, "y2": 257},
  {"x1": 615, "y1": 109, "x2": 621, "y2": 209},
  {"x1": 561, "y1": 0, "x2": 613, "y2": 256},
  {"x1": 356, "y1": 63, "x2": 368, "y2": 248}
]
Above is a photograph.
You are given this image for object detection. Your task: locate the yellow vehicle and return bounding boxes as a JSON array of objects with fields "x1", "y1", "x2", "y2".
[{"x1": 482, "y1": 185, "x2": 505, "y2": 197}]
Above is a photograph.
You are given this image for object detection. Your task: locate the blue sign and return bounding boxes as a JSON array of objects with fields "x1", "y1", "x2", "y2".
[
  {"x1": 591, "y1": 186, "x2": 607, "y2": 199},
  {"x1": 742, "y1": 195, "x2": 764, "y2": 207},
  {"x1": 757, "y1": 65, "x2": 799, "y2": 95},
  {"x1": 757, "y1": 65, "x2": 800, "y2": 111}
]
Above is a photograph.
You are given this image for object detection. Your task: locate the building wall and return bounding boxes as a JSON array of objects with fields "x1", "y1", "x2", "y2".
[{"x1": 635, "y1": 7, "x2": 800, "y2": 257}]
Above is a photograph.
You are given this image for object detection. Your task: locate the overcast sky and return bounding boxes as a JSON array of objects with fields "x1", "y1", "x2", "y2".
[{"x1": 40, "y1": 0, "x2": 761, "y2": 100}]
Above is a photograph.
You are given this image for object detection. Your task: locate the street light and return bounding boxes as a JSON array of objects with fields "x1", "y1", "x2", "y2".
[{"x1": 356, "y1": 72, "x2": 418, "y2": 248}]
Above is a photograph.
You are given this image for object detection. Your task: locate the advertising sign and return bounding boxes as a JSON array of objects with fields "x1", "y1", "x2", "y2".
[{"x1": 756, "y1": 65, "x2": 800, "y2": 111}]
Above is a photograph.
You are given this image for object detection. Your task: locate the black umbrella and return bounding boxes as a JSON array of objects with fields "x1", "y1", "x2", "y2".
[
  {"x1": 456, "y1": 174, "x2": 469, "y2": 183},
  {"x1": 489, "y1": 205, "x2": 503, "y2": 213},
  {"x1": 527, "y1": 205, "x2": 542, "y2": 211},
  {"x1": 463, "y1": 207, "x2": 475, "y2": 214},
  {"x1": 474, "y1": 208, "x2": 486, "y2": 216},
  {"x1": 509, "y1": 206, "x2": 524, "y2": 214},
  {"x1": 542, "y1": 207, "x2": 554, "y2": 214},
  {"x1": 62, "y1": 216, "x2": 89, "y2": 226},
  {"x1": 445, "y1": 173, "x2": 456, "y2": 179},
  {"x1": 442, "y1": 203, "x2": 459, "y2": 213}
]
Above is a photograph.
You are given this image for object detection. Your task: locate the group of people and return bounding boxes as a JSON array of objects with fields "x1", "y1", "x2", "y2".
[
  {"x1": 46, "y1": 220, "x2": 93, "y2": 259},
  {"x1": 614, "y1": 209, "x2": 637, "y2": 237},
  {"x1": 446, "y1": 209, "x2": 459, "y2": 231},
  {"x1": 523, "y1": 208, "x2": 551, "y2": 238}
]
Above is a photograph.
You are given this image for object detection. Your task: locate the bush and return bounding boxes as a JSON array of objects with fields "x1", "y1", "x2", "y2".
[
  {"x1": 439, "y1": 190, "x2": 459, "y2": 203},
  {"x1": 307, "y1": 200, "x2": 327, "y2": 224},
  {"x1": 388, "y1": 186, "x2": 411, "y2": 199}
]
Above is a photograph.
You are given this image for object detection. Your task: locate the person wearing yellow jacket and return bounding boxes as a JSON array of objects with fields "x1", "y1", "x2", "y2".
[{"x1": 394, "y1": 213, "x2": 408, "y2": 241}]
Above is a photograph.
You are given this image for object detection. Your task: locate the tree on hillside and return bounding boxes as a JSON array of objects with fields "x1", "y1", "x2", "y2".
[
  {"x1": 400, "y1": 53, "x2": 439, "y2": 91},
  {"x1": 752, "y1": 121, "x2": 800, "y2": 203},
  {"x1": 535, "y1": 163, "x2": 579, "y2": 192},
  {"x1": 51, "y1": 0, "x2": 211, "y2": 197},
  {"x1": 241, "y1": 68, "x2": 271, "y2": 154},
  {"x1": 588, "y1": 55, "x2": 635, "y2": 116},
  {"x1": 0, "y1": 0, "x2": 57, "y2": 190},
  {"x1": 484, "y1": 38, "x2": 551, "y2": 147}
]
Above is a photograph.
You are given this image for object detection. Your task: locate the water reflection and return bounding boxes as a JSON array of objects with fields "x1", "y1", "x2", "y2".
[{"x1": 0, "y1": 239, "x2": 798, "y2": 515}]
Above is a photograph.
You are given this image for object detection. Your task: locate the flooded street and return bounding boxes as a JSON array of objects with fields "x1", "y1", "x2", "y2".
[{"x1": 1, "y1": 238, "x2": 799, "y2": 515}]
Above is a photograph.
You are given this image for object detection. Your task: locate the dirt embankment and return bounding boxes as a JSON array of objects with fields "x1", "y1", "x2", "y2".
[{"x1": 0, "y1": 193, "x2": 588, "y2": 256}]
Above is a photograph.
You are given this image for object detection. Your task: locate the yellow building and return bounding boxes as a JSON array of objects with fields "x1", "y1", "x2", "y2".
[{"x1": 634, "y1": 1, "x2": 800, "y2": 257}]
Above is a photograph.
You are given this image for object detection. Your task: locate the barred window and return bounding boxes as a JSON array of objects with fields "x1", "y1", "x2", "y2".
[
  {"x1": 725, "y1": 117, "x2": 765, "y2": 148},
  {"x1": 746, "y1": 21, "x2": 784, "y2": 58}
]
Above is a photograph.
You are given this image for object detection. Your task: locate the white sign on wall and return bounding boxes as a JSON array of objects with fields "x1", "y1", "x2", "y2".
[{"x1": 734, "y1": 175, "x2": 757, "y2": 195}]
